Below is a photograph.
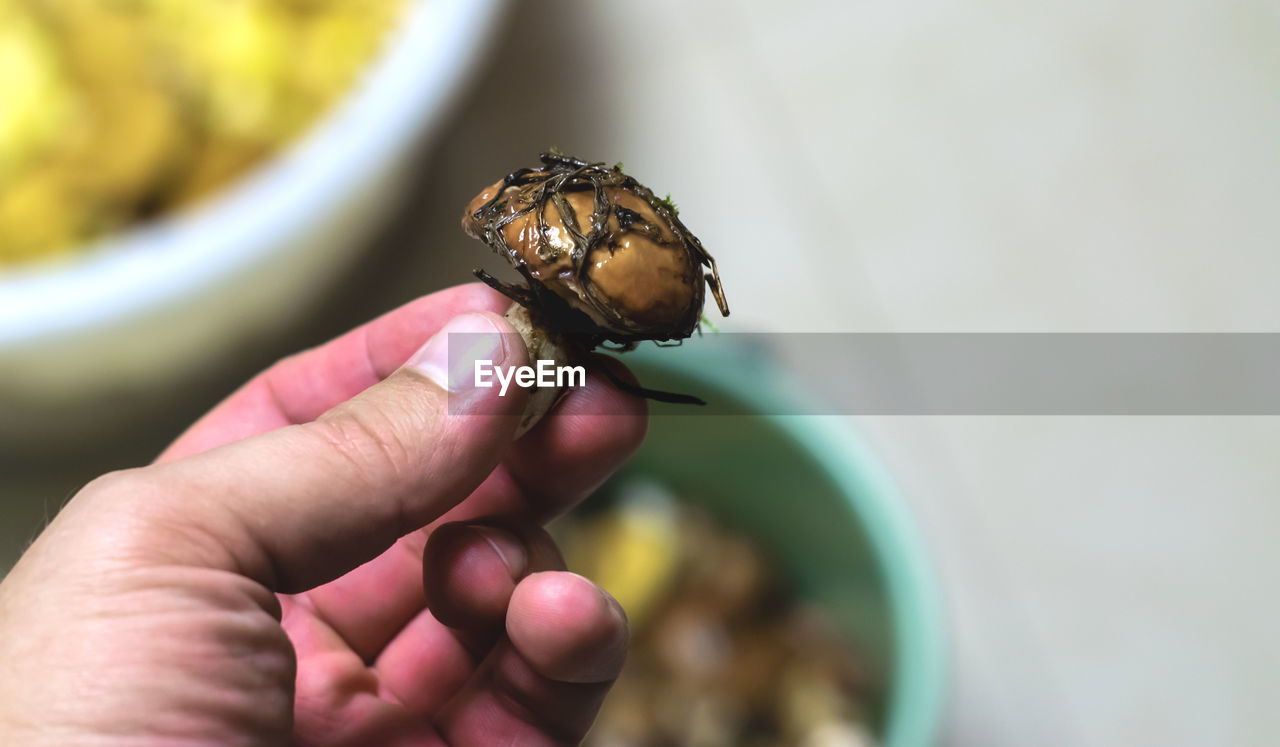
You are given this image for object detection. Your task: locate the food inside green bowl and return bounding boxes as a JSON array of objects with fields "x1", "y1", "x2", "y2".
[{"x1": 555, "y1": 480, "x2": 880, "y2": 746}]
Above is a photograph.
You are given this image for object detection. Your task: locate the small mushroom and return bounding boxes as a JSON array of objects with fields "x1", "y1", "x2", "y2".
[{"x1": 462, "y1": 152, "x2": 729, "y2": 434}]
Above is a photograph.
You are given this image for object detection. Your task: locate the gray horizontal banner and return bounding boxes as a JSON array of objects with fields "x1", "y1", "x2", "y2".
[{"x1": 446, "y1": 333, "x2": 1280, "y2": 415}]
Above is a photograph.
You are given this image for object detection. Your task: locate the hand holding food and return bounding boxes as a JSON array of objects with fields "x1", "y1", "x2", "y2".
[{"x1": 0, "y1": 286, "x2": 648, "y2": 745}]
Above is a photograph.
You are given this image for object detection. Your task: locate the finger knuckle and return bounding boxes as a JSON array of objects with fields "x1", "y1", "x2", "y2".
[
  {"x1": 310, "y1": 406, "x2": 420, "y2": 490},
  {"x1": 79, "y1": 467, "x2": 157, "y2": 511}
]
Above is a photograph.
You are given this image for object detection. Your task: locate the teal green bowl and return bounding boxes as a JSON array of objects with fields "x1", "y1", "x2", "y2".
[{"x1": 621, "y1": 342, "x2": 946, "y2": 746}]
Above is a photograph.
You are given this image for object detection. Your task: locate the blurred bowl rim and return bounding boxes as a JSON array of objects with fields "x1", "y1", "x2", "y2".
[
  {"x1": 633, "y1": 344, "x2": 949, "y2": 746},
  {"x1": 789, "y1": 415, "x2": 947, "y2": 745},
  {"x1": 0, "y1": 0, "x2": 506, "y2": 347}
]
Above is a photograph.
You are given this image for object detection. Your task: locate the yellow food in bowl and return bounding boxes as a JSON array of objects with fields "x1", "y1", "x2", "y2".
[
  {"x1": 0, "y1": 0, "x2": 405, "y2": 265},
  {"x1": 556, "y1": 482, "x2": 879, "y2": 746}
]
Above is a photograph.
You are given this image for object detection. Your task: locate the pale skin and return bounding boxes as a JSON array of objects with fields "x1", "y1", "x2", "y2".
[{"x1": 0, "y1": 283, "x2": 646, "y2": 746}]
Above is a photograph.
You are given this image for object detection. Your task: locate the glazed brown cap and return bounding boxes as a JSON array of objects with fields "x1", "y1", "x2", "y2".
[{"x1": 462, "y1": 153, "x2": 728, "y2": 345}]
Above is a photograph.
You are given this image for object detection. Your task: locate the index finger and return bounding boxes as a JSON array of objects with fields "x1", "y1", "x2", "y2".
[{"x1": 159, "y1": 283, "x2": 511, "y2": 462}]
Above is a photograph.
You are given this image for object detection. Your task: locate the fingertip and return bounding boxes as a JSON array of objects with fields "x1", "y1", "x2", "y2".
[
  {"x1": 424, "y1": 522, "x2": 526, "y2": 630},
  {"x1": 507, "y1": 572, "x2": 629, "y2": 684},
  {"x1": 433, "y1": 573, "x2": 626, "y2": 744},
  {"x1": 523, "y1": 354, "x2": 648, "y2": 431},
  {"x1": 423, "y1": 522, "x2": 565, "y2": 634},
  {"x1": 454, "y1": 281, "x2": 520, "y2": 313},
  {"x1": 591, "y1": 352, "x2": 644, "y2": 391},
  {"x1": 572, "y1": 354, "x2": 650, "y2": 421},
  {"x1": 505, "y1": 358, "x2": 648, "y2": 516}
]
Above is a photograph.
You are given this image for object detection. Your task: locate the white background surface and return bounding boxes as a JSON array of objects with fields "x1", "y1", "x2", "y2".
[{"x1": 4, "y1": 1, "x2": 1278, "y2": 744}]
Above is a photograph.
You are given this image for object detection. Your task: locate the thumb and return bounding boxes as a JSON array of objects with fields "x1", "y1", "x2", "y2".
[{"x1": 95, "y1": 311, "x2": 529, "y2": 592}]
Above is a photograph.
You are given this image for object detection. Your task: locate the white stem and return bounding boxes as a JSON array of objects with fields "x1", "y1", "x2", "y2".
[{"x1": 504, "y1": 302, "x2": 577, "y2": 437}]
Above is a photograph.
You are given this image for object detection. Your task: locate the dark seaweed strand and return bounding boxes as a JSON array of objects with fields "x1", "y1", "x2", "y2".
[
  {"x1": 579, "y1": 159, "x2": 729, "y2": 329},
  {"x1": 599, "y1": 362, "x2": 708, "y2": 406},
  {"x1": 574, "y1": 164, "x2": 692, "y2": 336},
  {"x1": 469, "y1": 160, "x2": 629, "y2": 340},
  {"x1": 469, "y1": 153, "x2": 728, "y2": 345},
  {"x1": 553, "y1": 156, "x2": 719, "y2": 339},
  {"x1": 527, "y1": 163, "x2": 636, "y2": 335},
  {"x1": 483, "y1": 164, "x2": 638, "y2": 338}
]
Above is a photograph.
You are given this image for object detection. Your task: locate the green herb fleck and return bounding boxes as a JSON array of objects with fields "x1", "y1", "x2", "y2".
[
  {"x1": 655, "y1": 193, "x2": 679, "y2": 216},
  {"x1": 699, "y1": 313, "x2": 719, "y2": 333}
]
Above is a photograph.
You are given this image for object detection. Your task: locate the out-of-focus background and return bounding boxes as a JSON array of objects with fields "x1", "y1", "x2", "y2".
[{"x1": 4, "y1": 1, "x2": 1280, "y2": 745}]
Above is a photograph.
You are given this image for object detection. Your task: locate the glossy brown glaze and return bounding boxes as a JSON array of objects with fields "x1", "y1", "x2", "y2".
[{"x1": 461, "y1": 154, "x2": 725, "y2": 345}]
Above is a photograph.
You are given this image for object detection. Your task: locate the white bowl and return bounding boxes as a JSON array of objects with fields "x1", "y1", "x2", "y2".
[{"x1": 0, "y1": 0, "x2": 506, "y2": 406}]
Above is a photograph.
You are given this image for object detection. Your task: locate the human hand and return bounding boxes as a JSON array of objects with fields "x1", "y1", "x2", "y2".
[{"x1": 0, "y1": 284, "x2": 646, "y2": 746}]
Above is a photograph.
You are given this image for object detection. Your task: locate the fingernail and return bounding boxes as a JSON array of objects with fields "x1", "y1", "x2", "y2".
[
  {"x1": 472, "y1": 525, "x2": 527, "y2": 579},
  {"x1": 408, "y1": 312, "x2": 509, "y2": 394},
  {"x1": 597, "y1": 585, "x2": 628, "y2": 621}
]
